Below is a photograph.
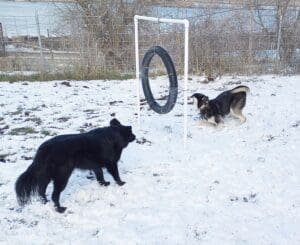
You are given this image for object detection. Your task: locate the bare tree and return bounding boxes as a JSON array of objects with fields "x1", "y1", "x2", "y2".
[
  {"x1": 251, "y1": 0, "x2": 299, "y2": 66},
  {"x1": 54, "y1": 0, "x2": 149, "y2": 74}
]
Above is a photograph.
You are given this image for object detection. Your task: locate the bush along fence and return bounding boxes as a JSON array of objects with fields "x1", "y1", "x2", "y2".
[{"x1": 0, "y1": 1, "x2": 299, "y2": 80}]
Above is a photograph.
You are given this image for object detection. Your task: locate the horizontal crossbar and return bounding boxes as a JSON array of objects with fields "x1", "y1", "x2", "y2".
[{"x1": 134, "y1": 15, "x2": 189, "y2": 27}]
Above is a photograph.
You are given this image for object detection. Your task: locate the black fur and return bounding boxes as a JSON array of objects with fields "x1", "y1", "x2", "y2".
[
  {"x1": 15, "y1": 118, "x2": 135, "y2": 213},
  {"x1": 191, "y1": 85, "x2": 250, "y2": 125}
]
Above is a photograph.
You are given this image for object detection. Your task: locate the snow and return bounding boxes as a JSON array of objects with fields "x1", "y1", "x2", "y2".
[
  {"x1": 0, "y1": 75, "x2": 299, "y2": 244},
  {"x1": 0, "y1": 71, "x2": 38, "y2": 76}
]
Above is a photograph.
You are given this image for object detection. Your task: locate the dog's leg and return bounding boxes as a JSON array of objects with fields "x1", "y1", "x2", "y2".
[
  {"x1": 107, "y1": 162, "x2": 125, "y2": 186},
  {"x1": 230, "y1": 108, "x2": 246, "y2": 123},
  {"x1": 52, "y1": 174, "x2": 70, "y2": 213},
  {"x1": 207, "y1": 116, "x2": 218, "y2": 126},
  {"x1": 38, "y1": 177, "x2": 51, "y2": 204},
  {"x1": 196, "y1": 119, "x2": 219, "y2": 128},
  {"x1": 94, "y1": 168, "x2": 110, "y2": 186},
  {"x1": 197, "y1": 120, "x2": 211, "y2": 127},
  {"x1": 215, "y1": 115, "x2": 225, "y2": 125}
]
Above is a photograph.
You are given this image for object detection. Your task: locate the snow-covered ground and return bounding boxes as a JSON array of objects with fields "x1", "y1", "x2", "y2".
[{"x1": 0, "y1": 75, "x2": 299, "y2": 244}]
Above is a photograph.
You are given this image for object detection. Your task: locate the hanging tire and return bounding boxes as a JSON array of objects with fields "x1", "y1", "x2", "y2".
[{"x1": 141, "y1": 46, "x2": 178, "y2": 114}]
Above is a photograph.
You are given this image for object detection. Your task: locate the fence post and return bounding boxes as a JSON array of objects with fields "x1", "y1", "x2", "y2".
[
  {"x1": 276, "y1": 10, "x2": 283, "y2": 69},
  {"x1": 248, "y1": 3, "x2": 253, "y2": 70},
  {"x1": 0, "y1": 22, "x2": 5, "y2": 57},
  {"x1": 47, "y1": 28, "x2": 54, "y2": 63},
  {"x1": 35, "y1": 11, "x2": 45, "y2": 72}
]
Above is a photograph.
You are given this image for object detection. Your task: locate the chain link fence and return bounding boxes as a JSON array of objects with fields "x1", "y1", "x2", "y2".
[{"x1": 0, "y1": 1, "x2": 299, "y2": 79}]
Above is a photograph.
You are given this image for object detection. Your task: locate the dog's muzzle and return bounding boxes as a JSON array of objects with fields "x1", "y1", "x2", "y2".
[{"x1": 130, "y1": 134, "x2": 136, "y2": 142}]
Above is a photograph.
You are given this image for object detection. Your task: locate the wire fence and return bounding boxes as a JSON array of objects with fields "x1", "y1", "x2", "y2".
[{"x1": 0, "y1": 1, "x2": 299, "y2": 78}]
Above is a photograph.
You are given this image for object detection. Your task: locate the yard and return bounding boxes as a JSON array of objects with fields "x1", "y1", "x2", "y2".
[{"x1": 0, "y1": 75, "x2": 299, "y2": 244}]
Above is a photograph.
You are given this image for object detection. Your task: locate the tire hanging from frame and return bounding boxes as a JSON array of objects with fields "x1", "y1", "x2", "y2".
[{"x1": 141, "y1": 46, "x2": 178, "y2": 114}]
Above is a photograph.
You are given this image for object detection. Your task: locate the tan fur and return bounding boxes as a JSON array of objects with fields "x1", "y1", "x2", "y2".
[
  {"x1": 231, "y1": 86, "x2": 250, "y2": 94},
  {"x1": 230, "y1": 108, "x2": 246, "y2": 123},
  {"x1": 207, "y1": 116, "x2": 218, "y2": 126}
]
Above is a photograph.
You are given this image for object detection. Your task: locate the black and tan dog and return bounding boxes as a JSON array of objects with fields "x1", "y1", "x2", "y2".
[
  {"x1": 15, "y1": 118, "x2": 135, "y2": 213},
  {"x1": 191, "y1": 85, "x2": 250, "y2": 125}
]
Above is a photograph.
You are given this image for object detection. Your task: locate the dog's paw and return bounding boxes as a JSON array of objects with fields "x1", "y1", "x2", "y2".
[
  {"x1": 41, "y1": 198, "x2": 49, "y2": 204},
  {"x1": 55, "y1": 206, "x2": 67, "y2": 213},
  {"x1": 216, "y1": 122, "x2": 225, "y2": 128},
  {"x1": 99, "y1": 181, "x2": 110, "y2": 186},
  {"x1": 194, "y1": 120, "x2": 206, "y2": 127},
  {"x1": 86, "y1": 175, "x2": 95, "y2": 180},
  {"x1": 195, "y1": 120, "x2": 216, "y2": 128},
  {"x1": 117, "y1": 181, "x2": 126, "y2": 186},
  {"x1": 240, "y1": 117, "x2": 247, "y2": 123}
]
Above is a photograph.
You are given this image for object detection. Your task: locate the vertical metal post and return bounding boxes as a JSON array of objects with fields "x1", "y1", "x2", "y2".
[
  {"x1": 248, "y1": 4, "x2": 253, "y2": 69},
  {"x1": 276, "y1": 12, "x2": 282, "y2": 67},
  {"x1": 183, "y1": 20, "x2": 189, "y2": 150},
  {"x1": 134, "y1": 16, "x2": 141, "y2": 129},
  {"x1": 35, "y1": 11, "x2": 45, "y2": 72},
  {"x1": 0, "y1": 22, "x2": 5, "y2": 57}
]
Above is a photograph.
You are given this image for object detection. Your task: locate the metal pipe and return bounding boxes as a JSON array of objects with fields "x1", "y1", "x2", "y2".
[
  {"x1": 134, "y1": 15, "x2": 189, "y2": 149},
  {"x1": 134, "y1": 16, "x2": 141, "y2": 129}
]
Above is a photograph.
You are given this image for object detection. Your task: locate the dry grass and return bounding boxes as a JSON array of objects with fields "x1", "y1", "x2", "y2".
[{"x1": 0, "y1": 0, "x2": 299, "y2": 80}]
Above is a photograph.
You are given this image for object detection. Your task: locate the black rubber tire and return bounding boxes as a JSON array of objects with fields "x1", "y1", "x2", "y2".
[{"x1": 141, "y1": 46, "x2": 178, "y2": 114}]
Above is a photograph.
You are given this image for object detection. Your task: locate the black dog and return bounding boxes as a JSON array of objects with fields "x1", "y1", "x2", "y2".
[
  {"x1": 15, "y1": 118, "x2": 135, "y2": 213},
  {"x1": 191, "y1": 85, "x2": 250, "y2": 125}
]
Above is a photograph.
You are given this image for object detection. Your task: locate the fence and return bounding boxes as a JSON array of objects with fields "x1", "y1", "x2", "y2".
[
  {"x1": 0, "y1": 22, "x2": 5, "y2": 57},
  {"x1": 0, "y1": 1, "x2": 299, "y2": 78}
]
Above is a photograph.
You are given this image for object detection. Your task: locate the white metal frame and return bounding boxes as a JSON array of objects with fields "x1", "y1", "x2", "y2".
[{"x1": 134, "y1": 15, "x2": 189, "y2": 148}]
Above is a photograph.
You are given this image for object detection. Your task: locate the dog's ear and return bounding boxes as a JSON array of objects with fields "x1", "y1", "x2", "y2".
[
  {"x1": 191, "y1": 93, "x2": 201, "y2": 102},
  {"x1": 202, "y1": 96, "x2": 209, "y2": 103},
  {"x1": 191, "y1": 93, "x2": 198, "y2": 99},
  {"x1": 110, "y1": 118, "x2": 121, "y2": 127}
]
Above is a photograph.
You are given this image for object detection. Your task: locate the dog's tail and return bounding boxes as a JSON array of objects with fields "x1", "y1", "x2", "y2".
[
  {"x1": 15, "y1": 155, "x2": 45, "y2": 206},
  {"x1": 230, "y1": 85, "x2": 250, "y2": 94}
]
